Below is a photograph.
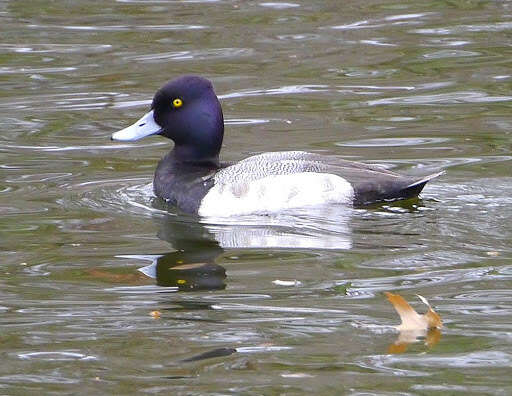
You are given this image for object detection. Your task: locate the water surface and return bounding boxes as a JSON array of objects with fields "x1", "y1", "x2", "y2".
[{"x1": 1, "y1": 0, "x2": 512, "y2": 394}]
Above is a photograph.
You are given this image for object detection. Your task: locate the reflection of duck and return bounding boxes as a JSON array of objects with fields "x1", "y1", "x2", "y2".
[
  {"x1": 139, "y1": 205, "x2": 354, "y2": 290},
  {"x1": 138, "y1": 218, "x2": 226, "y2": 291},
  {"x1": 200, "y1": 206, "x2": 353, "y2": 250},
  {"x1": 112, "y1": 75, "x2": 442, "y2": 216},
  {"x1": 141, "y1": 258, "x2": 226, "y2": 291}
]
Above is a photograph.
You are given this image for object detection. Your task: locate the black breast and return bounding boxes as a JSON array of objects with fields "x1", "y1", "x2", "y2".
[{"x1": 154, "y1": 153, "x2": 217, "y2": 214}]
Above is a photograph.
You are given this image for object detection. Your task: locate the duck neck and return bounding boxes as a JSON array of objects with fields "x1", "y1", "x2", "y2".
[{"x1": 171, "y1": 144, "x2": 220, "y2": 167}]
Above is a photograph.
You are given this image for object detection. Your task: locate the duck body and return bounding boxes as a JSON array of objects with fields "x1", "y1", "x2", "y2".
[{"x1": 112, "y1": 76, "x2": 442, "y2": 216}]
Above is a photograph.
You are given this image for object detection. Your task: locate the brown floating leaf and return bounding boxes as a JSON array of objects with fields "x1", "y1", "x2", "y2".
[
  {"x1": 385, "y1": 292, "x2": 442, "y2": 331},
  {"x1": 385, "y1": 292, "x2": 443, "y2": 353},
  {"x1": 150, "y1": 310, "x2": 161, "y2": 319}
]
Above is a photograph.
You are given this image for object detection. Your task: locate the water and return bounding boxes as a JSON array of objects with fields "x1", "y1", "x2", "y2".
[{"x1": 1, "y1": 0, "x2": 512, "y2": 393}]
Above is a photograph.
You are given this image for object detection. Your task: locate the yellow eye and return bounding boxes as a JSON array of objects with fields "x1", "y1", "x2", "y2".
[{"x1": 172, "y1": 98, "x2": 183, "y2": 108}]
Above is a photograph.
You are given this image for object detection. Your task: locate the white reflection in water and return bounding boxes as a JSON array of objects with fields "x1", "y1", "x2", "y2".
[
  {"x1": 201, "y1": 206, "x2": 353, "y2": 250},
  {"x1": 0, "y1": 66, "x2": 76, "y2": 75},
  {"x1": 18, "y1": 351, "x2": 97, "y2": 361},
  {"x1": 259, "y1": 3, "x2": 300, "y2": 9},
  {"x1": 236, "y1": 346, "x2": 293, "y2": 353},
  {"x1": 225, "y1": 118, "x2": 270, "y2": 125}
]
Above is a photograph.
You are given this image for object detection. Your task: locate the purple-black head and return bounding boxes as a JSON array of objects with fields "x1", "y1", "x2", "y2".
[{"x1": 112, "y1": 76, "x2": 224, "y2": 162}]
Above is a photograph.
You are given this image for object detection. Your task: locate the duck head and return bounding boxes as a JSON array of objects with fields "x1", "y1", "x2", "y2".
[{"x1": 112, "y1": 75, "x2": 224, "y2": 163}]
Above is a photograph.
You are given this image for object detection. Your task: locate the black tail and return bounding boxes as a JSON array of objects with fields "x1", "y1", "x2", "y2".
[
  {"x1": 354, "y1": 170, "x2": 444, "y2": 206},
  {"x1": 400, "y1": 171, "x2": 445, "y2": 199}
]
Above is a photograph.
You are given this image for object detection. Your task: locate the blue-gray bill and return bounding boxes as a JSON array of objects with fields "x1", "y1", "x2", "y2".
[{"x1": 111, "y1": 110, "x2": 161, "y2": 141}]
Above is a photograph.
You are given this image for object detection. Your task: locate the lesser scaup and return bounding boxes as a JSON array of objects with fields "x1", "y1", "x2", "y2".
[{"x1": 112, "y1": 75, "x2": 442, "y2": 216}]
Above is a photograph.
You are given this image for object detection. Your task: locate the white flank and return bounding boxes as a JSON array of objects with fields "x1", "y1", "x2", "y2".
[{"x1": 198, "y1": 172, "x2": 354, "y2": 217}]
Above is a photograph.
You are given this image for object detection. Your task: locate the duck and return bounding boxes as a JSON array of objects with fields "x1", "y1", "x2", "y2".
[{"x1": 112, "y1": 75, "x2": 443, "y2": 216}]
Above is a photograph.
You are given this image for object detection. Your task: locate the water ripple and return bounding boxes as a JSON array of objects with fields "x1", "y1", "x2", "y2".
[
  {"x1": 413, "y1": 21, "x2": 512, "y2": 35},
  {"x1": 1, "y1": 141, "x2": 166, "y2": 153},
  {"x1": 220, "y1": 84, "x2": 329, "y2": 99},
  {"x1": 367, "y1": 91, "x2": 512, "y2": 106},
  {"x1": 211, "y1": 303, "x2": 347, "y2": 315},
  {"x1": 59, "y1": 179, "x2": 160, "y2": 218},
  {"x1": 0, "y1": 374, "x2": 78, "y2": 384},
  {"x1": 328, "y1": 13, "x2": 435, "y2": 31},
  {"x1": 225, "y1": 118, "x2": 270, "y2": 125},
  {"x1": 0, "y1": 43, "x2": 112, "y2": 54},
  {"x1": 18, "y1": 351, "x2": 97, "y2": 361},
  {"x1": 28, "y1": 23, "x2": 206, "y2": 31},
  {"x1": 350, "y1": 266, "x2": 501, "y2": 294},
  {"x1": 338, "y1": 137, "x2": 449, "y2": 148},
  {"x1": 1, "y1": 92, "x2": 122, "y2": 112},
  {"x1": 385, "y1": 351, "x2": 512, "y2": 368},
  {"x1": 117, "y1": 0, "x2": 220, "y2": 3},
  {"x1": 259, "y1": 2, "x2": 300, "y2": 9},
  {"x1": 0, "y1": 66, "x2": 76, "y2": 75},
  {"x1": 128, "y1": 48, "x2": 253, "y2": 62},
  {"x1": 423, "y1": 49, "x2": 480, "y2": 59}
]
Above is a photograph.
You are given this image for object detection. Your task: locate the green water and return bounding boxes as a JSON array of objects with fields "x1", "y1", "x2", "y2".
[{"x1": 1, "y1": 0, "x2": 512, "y2": 394}]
